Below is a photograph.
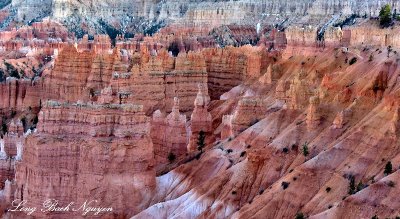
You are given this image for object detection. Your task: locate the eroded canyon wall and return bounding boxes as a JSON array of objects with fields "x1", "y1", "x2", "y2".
[
  {"x1": 14, "y1": 100, "x2": 155, "y2": 217},
  {"x1": 7, "y1": 0, "x2": 400, "y2": 32}
]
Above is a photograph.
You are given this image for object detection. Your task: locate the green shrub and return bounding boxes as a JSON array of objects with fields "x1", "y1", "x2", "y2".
[
  {"x1": 356, "y1": 182, "x2": 365, "y2": 192},
  {"x1": 387, "y1": 180, "x2": 395, "y2": 187},
  {"x1": 295, "y1": 212, "x2": 305, "y2": 219},
  {"x1": 281, "y1": 181, "x2": 290, "y2": 190},
  {"x1": 326, "y1": 187, "x2": 331, "y2": 193},
  {"x1": 302, "y1": 142, "x2": 309, "y2": 157},
  {"x1": 0, "y1": 0, "x2": 11, "y2": 10},
  {"x1": 387, "y1": 46, "x2": 393, "y2": 58},
  {"x1": 384, "y1": 161, "x2": 393, "y2": 175},
  {"x1": 369, "y1": 54, "x2": 374, "y2": 62},
  {"x1": 349, "y1": 57, "x2": 358, "y2": 65},
  {"x1": 167, "y1": 152, "x2": 176, "y2": 162},
  {"x1": 348, "y1": 176, "x2": 356, "y2": 195}
]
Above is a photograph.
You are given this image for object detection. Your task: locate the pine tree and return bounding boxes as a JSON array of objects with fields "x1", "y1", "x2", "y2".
[
  {"x1": 384, "y1": 161, "x2": 393, "y2": 175},
  {"x1": 379, "y1": 4, "x2": 392, "y2": 27},
  {"x1": 348, "y1": 176, "x2": 356, "y2": 195},
  {"x1": 197, "y1": 130, "x2": 206, "y2": 153},
  {"x1": 302, "y1": 142, "x2": 309, "y2": 157}
]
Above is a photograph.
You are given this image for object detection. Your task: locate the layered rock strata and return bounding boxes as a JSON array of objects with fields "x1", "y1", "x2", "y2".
[
  {"x1": 188, "y1": 84, "x2": 212, "y2": 152},
  {"x1": 151, "y1": 97, "x2": 188, "y2": 167},
  {"x1": 13, "y1": 100, "x2": 155, "y2": 218}
]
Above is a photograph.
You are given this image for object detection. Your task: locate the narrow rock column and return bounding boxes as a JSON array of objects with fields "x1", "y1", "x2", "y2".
[
  {"x1": 188, "y1": 84, "x2": 213, "y2": 152},
  {"x1": 15, "y1": 138, "x2": 23, "y2": 161},
  {"x1": 306, "y1": 96, "x2": 321, "y2": 130},
  {"x1": 4, "y1": 179, "x2": 13, "y2": 203},
  {"x1": 0, "y1": 138, "x2": 7, "y2": 159},
  {"x1": 390, "y1": 106, "x2": 400, "y2": 136}
]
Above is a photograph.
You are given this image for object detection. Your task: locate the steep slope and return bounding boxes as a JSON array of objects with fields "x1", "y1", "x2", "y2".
[{"x1": 133, "y1": 45, "x2": 400, "y2": 218}]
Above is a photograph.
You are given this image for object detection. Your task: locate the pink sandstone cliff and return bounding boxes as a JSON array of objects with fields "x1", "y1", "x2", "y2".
[{"x1": 12, "y1": 101, "x2": 155, "y2": 218}]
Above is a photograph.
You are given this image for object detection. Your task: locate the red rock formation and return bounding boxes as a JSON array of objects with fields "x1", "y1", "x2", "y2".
[
  {"x1": 231, "y1": 97, "x2": 266, "y2": 136},
  {"x1": 132, "y1": 37, "x2": 400, "y2": 219},
  {"x1": 44, "y1": 45, "x2": 96, "y2": 102},
  {"x1": 259, "y1": 64, "x2": 284, "y2": 85},
  {"x1": 220, "y1": 115, "x2": 234, "y2": 140},
  {"x1": 13, "y1": 100, "x2": 155, "y2": 218},
  {"x1": 151, "y1": 97, "x2": 188, "y2": 167},
  {"x1": 43, "y1": 44, "x2": 210, "y2": 114},
  {"x1": 3, "y1": 119, "x2": 24, "y2": 158},
  {"x1": 0, "y1": 78, "x2": 42, "y2": 113},
  {"x1": 203, "y1": 46, "x2": 272, "y2": 99},
  {"x1": 306, "y1": 96, "x2": 322, "y2": 130},
  {"x1": 0, "y1": 138, "x2": 15, "y2": 189},
  {"x1": 209, "y1": 25, "x2": 258, "y2": 47},
  {"x1": 286, "y1": 70, "x2": 314, "y2": 110},
  {"x1": 188, "y1": 84, "x2": 212, "y2": 152},
  {"x1": 345, "y1": 22, "x2": 400, "y2": 48},
  {"x1": 78, "y1": 35, "x2": 112, "y2": 53},
  {"x1": 3, "y1": 13, "x2": 400, "y2": 219}
]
